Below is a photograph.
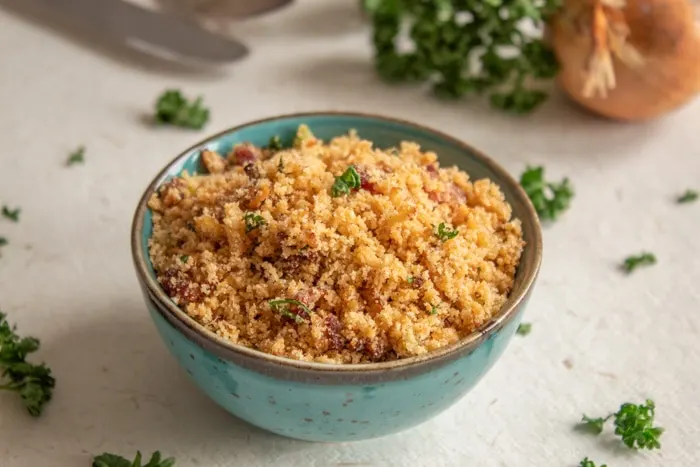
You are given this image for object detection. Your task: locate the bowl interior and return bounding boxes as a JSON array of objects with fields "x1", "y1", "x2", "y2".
[{"x1": 136, "y1": 112, "x2": 541, "y2": 367}]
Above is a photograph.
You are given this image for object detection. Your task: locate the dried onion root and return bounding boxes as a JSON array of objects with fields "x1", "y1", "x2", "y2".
[{"x1": 549, "y1": 0, "x2": 700, "y2": 121}]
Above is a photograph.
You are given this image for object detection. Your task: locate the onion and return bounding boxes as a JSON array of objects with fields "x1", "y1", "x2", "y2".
[{"x1": 548, "y1": 0, "x2": 700, "y2": 121}]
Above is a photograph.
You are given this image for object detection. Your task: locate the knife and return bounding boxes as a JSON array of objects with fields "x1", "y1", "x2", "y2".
[{"x1": 13, "y1": 0, "x2": 290, "y2": 63}]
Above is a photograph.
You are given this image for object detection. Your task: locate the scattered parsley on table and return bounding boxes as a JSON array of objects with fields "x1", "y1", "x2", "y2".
[
  {"x1": 1, "y1": 206, "x2": 20, "y2": 222},
  {"x1": 580, "y1": 399, "x2": 664, "y2": 450},
  {"x1": 622, "y1": 252, "x2": 656, "y2": 274},
  {"x1": 154, "y1": 90, "x2": 209, "y2": 130},
  {"x1": 579, "y1": 457, "x2": 607, "y2": 467},
  {"x1": 520, "y1": 166, "x2": 573, "y2": 222},
  {"x1": 92, "y1": 451, "x2": 175, "y2": 467},
  {"x1": 66, "y1": 146, "x2": 85, "y2": 166},
  {"x1": 677, "y1": 189, "x2": 698, "y2": 204},
  {"x1": 362, "y1": 0, "x2": 560, "y2": 114},
  {"x1": 516, "y1": 323, "x2": 532, "y2": 336},
  {"x1": 0, "y1": 311, "x2": 55, "y2": 416}
]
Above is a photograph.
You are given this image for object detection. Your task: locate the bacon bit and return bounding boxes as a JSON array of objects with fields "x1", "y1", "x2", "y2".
[
  {"x1": 230, "y1": 144, "x2": 261, "y2": 166},
  {"x1": 160, "y1": 269, "x2": 203, "y2": 304},
  {"x1": 247, "y1": 184, "x2": 270, "y2": 209},
  {"x1": 411, "y1": 276, "x2": 425, "y2": 288},
  {"x1": 425, "y1": 163, "x2": 439, "y2": 178},
  {"x1": 355, "y1": 165, "x2": 380, "y2": 194},
  {"x1": 294, "y1": 287, "x2": 323, "y2": 309},
  {"x1": 325, "y1": 314, "x2": 344, "y2": 351},
  {"x1": 244, "y1": 163, "x2": 260, "y2": 179},
  {"x1": 159, "y1": 178, "x2": 187, "y2": 207},
  {"x1": 349, "y1": 337, "x2": 388, "y2": 362},
  {"x1": 201, "y1": 149, "x2": 225, "y2": 174},
  {"x1": 428, "y1": 183, "x2": 467, "y2": 205}
]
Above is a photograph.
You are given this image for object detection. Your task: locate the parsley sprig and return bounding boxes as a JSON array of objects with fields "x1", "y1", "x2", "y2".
[
  {"x1": 677, "y1": 189, "x2": 698, "y2": 204},
  {"x1": 243, "y1": 212, "x2": 266, "y2": 233},
  {"x1": 268, "y1": 299, "x2": 314, "y2": 324},
  {"x1": 435, "y1": 222, "x2": 458, "y2": 242},
  {"x1": 520, "y1": 166, "x2": 573, "y2": 222},
  {"x1": 92, "y1": 451, "x2": 175, "y2": 467},
  {"x1": 331, "y1": 166, "x2": 362, "y2": 197},
  {"x1": 622, "y1": 252, "x2": 656, "y2": 274},
  {"x1": 363, "y1": 0, "x2": 560, "y2": 114},
  {"x1": 579, "y1": 458, "x2": 607, "y2": 467},
  {"x1": 154, "y1": 90, "x2": 209, "y2": 130},
  {"x1": 0, "y1": 312, "x2": 55, "y2": 416},
  {"x1": 268, "y1": 136, "x2": 283, "y2": 151},
  {"x1": 66, "y1": 146, "x2": 85, "y2": 166},
  {"x1": 2, "y1": 205, "x2": 20, "y2": 222},
  {"x1": 581, "y1": 399, "x2": 664, "y2": 450},
  {"x1": 516, "y1": 323, "x2": 532, "y2": 336}
]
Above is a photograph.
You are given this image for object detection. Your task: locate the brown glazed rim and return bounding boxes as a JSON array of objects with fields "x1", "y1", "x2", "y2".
[{"x1": 131, "y1": 111, "x2": 543, "y2": 375}]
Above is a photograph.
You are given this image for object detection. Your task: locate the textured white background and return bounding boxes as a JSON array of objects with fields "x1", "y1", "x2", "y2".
[{"x1": 0, "y1": 1, "x2": 699, "y2": 466}]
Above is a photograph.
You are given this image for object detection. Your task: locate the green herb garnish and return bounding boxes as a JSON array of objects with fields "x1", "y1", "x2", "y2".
[
  {"x1": 520, "y1": 166, "x2": 573, "y2": 222},
  {"x1": 243, "y1": 212, "x2": 266, "y2": 233},
  {"x1": 268, "y1": 299, "x2": 313, "y2": 324},
  {"x1": 516, "y1": 323, "x2": 532, "y2": 336},
  {"x1": 677, "y1": 189, "x2": 698, "y2": 204},
  {"x1": 435, "y1": 223, "x2": 458, "y2": 242},
  {"x1": 580, "y1": 399, "x2": 664, "y2": 450},
  {"x1": 0, "y1": 312, "x2": 55, "y2": 416},
  {"x1": 66, "y1": 146, "x2": 85, "y2": 166},
  {"x1": 614, "y1": 400, "x2": 664, "y2": 450},
  {"x1": 407, "y1": 276, "x2": 414, "y2": 284},
  {"x1": 580, "y1": 414, "x2": 612, "y2": 435},
  {"x1": 331, "y1": 166, "x2": 362, "y2": 197},
  {"x1": 363, "y1": 0, "x2": 560, "y2": 114},
  {"x1": 2, "y1": 206, "x2": 20, "y2": 222},
  {"x1": 429, "y1": 304, "x2": 439, "y2": 315},
  {"x1": 180, "y1": 255, "x2": 189, "y2": 263},
  {"x1": 268, "y1": 136, "x2": 283, "y2": 151},
  {"x1": 579, "y1": 458, "x2": 607, "y2": 467},
  {"x1": 0, "y1": 237, "x2": 7, "y2": 247},
  {"x1": 622, "y1": 252, "x2": 656, "y2": 274},
  {"x1": 154, "y1": 90, "x2": 209, "y2": 130},
  {"x1": 278, "y1": 156, "x2": 284, "y2": 173},
  {"x1": 92, "y1": 451, "x2": 175, "y2": 467}
]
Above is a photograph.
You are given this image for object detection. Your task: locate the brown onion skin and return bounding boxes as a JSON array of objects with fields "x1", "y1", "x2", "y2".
[{"x1": 550, "y1": 0, "x2": 700, "y2": 121}]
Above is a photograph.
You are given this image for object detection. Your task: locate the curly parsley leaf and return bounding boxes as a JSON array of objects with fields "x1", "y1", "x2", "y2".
[
  {"x1": 331, "y1": 166, "x2": 362, "y2": 197},
  {"x1": 0, "y1": 237, "x2": 7, "y2": 248},
  {"x1": 154, "y1": 90, "x2": 209, "y2": 130},
  {"x1": 516, "y1": 323, "x2": 532, "y2": 336},
  {"x1": 613, "y1": 399, "x2": 664, "y2": 450},
  {"x1": 580, "y1": 414, "x2": 612, "y2": 435},
  {"x1": 435, "y1": 222, "x2": 458, "y2": 242},
  {"x1": 364, "y1": 0, "x2": 560, "y2": 114},
  {"x1": 66, "y1": 146, "x2": 85, "y2": 166},
  {"x1": 622, "y1": 252, "x2": 656, "y2": 274},
  {"x1": 2, "y1": 206, "x2": 20, "y2": 222},
  {"x1": 520, "y1": 166, "x2": 573, "y2": 222},
  {"x1": 268, "y1": 136, "x2": 283, "y2": 151},
  {"x1": 268, "y1": 299, "x2": 314, "y2": 324},
  {"x1": 0, "y1": 312, "x2": 55, "y2": 416},
  {"x1": 677, "y1": 189, "x2": 698, "y2": 204},
  {"x1": 92, "y1": 451, "x2": 175, "y2": 467},
  {"x1": 579, "y1": 457, "x2": 607, "y2": 467},
  {"x1": 243, "y1": 212, "x2": 266, "y2": 233}
]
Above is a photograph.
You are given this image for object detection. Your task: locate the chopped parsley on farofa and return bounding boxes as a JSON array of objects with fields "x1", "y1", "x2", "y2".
[{"x1": 148, "y1": 125, "x2": 524, "y2": 363}]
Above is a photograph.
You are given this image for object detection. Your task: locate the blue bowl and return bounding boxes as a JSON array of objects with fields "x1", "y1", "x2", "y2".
[{"x1": 131, "y1": 112, "x2": 542, "y2": 442}]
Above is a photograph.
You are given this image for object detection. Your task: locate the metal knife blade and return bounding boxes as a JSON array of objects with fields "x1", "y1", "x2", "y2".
[{"x1": 28, "y1": 0, "x2": 249, "y2": 63}]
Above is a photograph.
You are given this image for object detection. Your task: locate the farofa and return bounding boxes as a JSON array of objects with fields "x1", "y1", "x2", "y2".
[{"x1": 148, "y1": 125, "x2": 524, "y2": 364}]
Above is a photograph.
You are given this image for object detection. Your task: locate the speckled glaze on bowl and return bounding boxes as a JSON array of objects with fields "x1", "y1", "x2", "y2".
[{"x1": 131, "y1": 112, "x2": 542, "y2": 442}]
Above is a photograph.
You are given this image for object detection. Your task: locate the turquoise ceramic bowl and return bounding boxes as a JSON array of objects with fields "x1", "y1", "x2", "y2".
[{"x1": 131, "y1": 112, "x2": 542, "y2": 442}]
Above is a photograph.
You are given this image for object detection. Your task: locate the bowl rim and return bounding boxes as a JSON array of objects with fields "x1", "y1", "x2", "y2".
[{"x1": 131, "y1": 111, "x2": 542, "y2": 374}]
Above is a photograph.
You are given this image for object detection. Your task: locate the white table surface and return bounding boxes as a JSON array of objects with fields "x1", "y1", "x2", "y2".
[{"x1": 0, "y1": 1, "x2": 698, "y2": 466}]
